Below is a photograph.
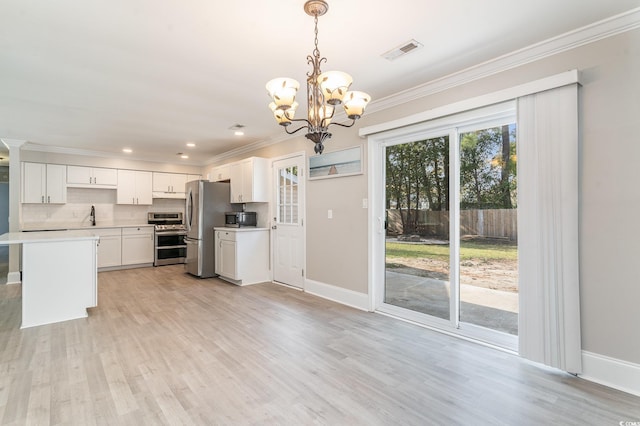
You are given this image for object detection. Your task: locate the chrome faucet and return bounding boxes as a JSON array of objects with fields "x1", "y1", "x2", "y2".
[{"x1": 90, "y1": 205, "x2": 96, "y2": 226}]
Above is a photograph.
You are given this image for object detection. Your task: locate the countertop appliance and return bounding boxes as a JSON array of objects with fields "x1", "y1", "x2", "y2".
[
  {"x1": 184, "y1": 180, "x2": 233, "y2": 277},
  {"x1": 148, "y1": 212, "x2": 187, "y2": 266},
  {"x1": 224, "y1": 211, "x2": 257, "y2": 228}
]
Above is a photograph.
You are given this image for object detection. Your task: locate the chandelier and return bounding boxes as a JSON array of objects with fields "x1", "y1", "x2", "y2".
[{"x1": 266, "y1": 0, "x2": 371, "y2": 155}]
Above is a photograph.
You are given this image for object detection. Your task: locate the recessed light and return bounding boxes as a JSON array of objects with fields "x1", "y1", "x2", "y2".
[
  {"x1": 122, "y1": 148, "x2": 132, "y2": 153},
  {"x1": 229, "y1": 124, "x2": 246, "y2": 136},
  {"x1": 186, "y1": 142, "x2": 196, "y2": 147}
]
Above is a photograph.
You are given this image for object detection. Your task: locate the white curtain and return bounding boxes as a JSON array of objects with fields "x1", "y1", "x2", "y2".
[{"x1": 517, "y1": 84, "x2": 582, "y2": 374}]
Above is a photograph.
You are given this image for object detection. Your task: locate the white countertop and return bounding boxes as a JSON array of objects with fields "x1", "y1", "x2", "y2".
[
  {"x1": 0, "y1": 230, "x2": 100, "y2": 245},
  {"x1": 214, "y1": 227, "x2": 270, "y2": 232},
  {"x1": 21, "y1": 221, "x2": 153, "y2": 231}
]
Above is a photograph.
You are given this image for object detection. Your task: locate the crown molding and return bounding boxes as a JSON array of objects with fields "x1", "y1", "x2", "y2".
[
  {"x1": 1, "y1": 138, "x2": 27, "y2": 149},
  {"x1": 365, "y1": 7, "x2": 640, "y2": 115},
  {"x1": 205, "y1": 131, "x2": 298, "y2": 164}
]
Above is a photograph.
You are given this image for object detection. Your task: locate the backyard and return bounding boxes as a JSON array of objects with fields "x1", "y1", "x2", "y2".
[{"x1": 385, "y1": 237, "x2": 518, "y2": 292}]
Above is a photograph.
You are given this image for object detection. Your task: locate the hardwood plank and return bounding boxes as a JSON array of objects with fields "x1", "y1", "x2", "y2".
[{"x1": 0, "y1": 265, "x2": 638, "y2": 425}]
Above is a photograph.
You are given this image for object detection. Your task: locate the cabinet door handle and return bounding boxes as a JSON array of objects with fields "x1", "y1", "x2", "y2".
[
  {"x1": 48, "y1": 196, "x2": 50, "y2": 203},
  {"x1": 132, "y1": 197, "x2": 135, "y2": 204},
  {"x1": 41, "y1": 195, "x2": 44, "y2": 203}
]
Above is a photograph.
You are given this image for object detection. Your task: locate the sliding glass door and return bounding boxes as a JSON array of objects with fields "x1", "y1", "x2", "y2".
[{"x1": 379, "y1": 106, "x2": 518, "y2": 348}]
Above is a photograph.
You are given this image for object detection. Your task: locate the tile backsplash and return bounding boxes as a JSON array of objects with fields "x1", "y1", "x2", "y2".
[{"x1": 22, "y1": 188, "x2": 185, "y2": 227}]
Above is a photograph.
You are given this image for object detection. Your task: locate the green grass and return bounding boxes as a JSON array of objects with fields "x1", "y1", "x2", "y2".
[{"x1": 386, "y1": 240, "x2": 517, "y2": 262}]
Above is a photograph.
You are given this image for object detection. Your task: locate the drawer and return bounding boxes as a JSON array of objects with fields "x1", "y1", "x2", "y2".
[
  {"x1": 216, "y1": 230, "x2": 237, "y2": 242},
  {"x1": 122, "y1": 226, "x2": 154, "y2": 236},
  {"x1": 92, "y1": 228, "x2": 122, "y2": 237}
]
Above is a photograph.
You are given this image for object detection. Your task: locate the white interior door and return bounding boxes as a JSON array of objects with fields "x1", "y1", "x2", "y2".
[{"x1": 272, "y1": 155, "x2": 305, "y2": 288}]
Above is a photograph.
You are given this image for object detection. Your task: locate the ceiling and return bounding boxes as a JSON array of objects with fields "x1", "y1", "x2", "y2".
[{"x1": 1, "y1": 1, "x2": 639, "y2": 166}]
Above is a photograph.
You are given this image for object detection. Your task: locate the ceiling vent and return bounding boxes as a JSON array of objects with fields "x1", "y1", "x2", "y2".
[{"x1": 382, "y1": 39, "x2": 424, "y2": 61}]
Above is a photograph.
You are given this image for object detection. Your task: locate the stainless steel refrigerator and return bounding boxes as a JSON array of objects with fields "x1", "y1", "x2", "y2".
[{"x1": 184, "y1": 180, "x2": 232, "y2": 277}]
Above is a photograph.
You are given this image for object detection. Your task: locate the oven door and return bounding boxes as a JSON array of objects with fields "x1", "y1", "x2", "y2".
[
  {"x1": 154, "y1": 232, "x2": 186, "y2": 266},
  {"x1": 156, "y1": 233, "x2": 185, "y2": 247}
]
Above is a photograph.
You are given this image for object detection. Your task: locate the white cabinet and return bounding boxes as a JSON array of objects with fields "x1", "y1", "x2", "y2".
[
  {"x1": 21, "y1": 162, "x2": 67, "y2": 204},
  {"x1": 229, "y1": 157, "x2": 269, "y2": 203},
  {"x1": 152, "y1": 172, "x2": 188, "y2": 198},
  {"x1": 67, "y1": 166, "x2": 118, "y2": 188},
  {"x1": 210, "y1": 165, "x2": 230, "y2": 182},
  {"x1": 116, "y1": 170, "x2": 153, "y2": 205},
  {"x1": 121, "y1": 226, "x2": 154, "y2": 265},
  {"x1": 215, "y1": 230, "x2": 237, "y2": 280},
  {"x1": 187, "y1": 174, "x2": 201, "y2": 183},
  {"x1": 214, "y1": 228, "x2": 270, "y2": 285},
  {"x1": 94, "y1": 228, "x2": 122, "y2": 268}
]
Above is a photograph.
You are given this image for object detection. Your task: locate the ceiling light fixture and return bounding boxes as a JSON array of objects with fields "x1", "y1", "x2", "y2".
[
  {"x1": 122, "y1": 148, "x2": 132, "y2": 153},
  {"x1": 229, "y1": 124, "x2": 245, "y2": 136},
  {"x1": 186, "y1": 142, "x2": 196, "y2": 147},
  {"x1": 266, "y1": 0, "x2": 371, "y2": 155}
]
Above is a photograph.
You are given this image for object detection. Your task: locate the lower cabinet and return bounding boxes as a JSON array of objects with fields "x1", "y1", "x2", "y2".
[
  {"x1": 95, "y1": 226, "x2": 154, "y2": 269},
  {"x1": 121, "y1": 226, "x2": 155, "y2": 266},
  {"x1": 214, "y1": 228, "x2": 270, "y2": 285},
  {"x1": 94, "y1": 228, "x2": 122, "y2": 268}
]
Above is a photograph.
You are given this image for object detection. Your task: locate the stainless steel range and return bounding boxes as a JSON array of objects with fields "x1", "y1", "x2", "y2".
[{"x1": 148, "y1": 212, "x2": 187, "y2": 266}]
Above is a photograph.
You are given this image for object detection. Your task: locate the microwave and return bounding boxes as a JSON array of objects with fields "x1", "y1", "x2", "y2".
[{"x1": 225, "y1": 211, "x2": 257, "y2": 228}]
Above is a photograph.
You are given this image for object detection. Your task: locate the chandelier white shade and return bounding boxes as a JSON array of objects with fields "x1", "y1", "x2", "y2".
[{"x1": 266, "y1": 0, "x2": 371, "y2": 154}]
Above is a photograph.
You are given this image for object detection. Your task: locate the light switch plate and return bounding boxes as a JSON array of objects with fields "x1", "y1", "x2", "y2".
[
  {"x1": 362, "y1": 198, "x2": 368, "y2": 208},
  {"x1": 327, "y1": 209, "x2": 333, "y2": 219}
]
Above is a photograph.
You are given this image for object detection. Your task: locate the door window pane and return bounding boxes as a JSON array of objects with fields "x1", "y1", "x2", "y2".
[
  {"x1": 459, "y1": 124, "x2": 518, "y2": 335},
  {"x1": 278, "y1": 166, "x2": 299, "y2": 225},
  {"x1": 385, "y1": 136, "x2": 451, "y2": 320}
]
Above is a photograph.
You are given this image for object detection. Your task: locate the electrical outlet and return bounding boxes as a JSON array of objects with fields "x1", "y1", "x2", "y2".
[
  {"x1": 362, "y1": 198, "x2": 368, "y2": 209},
  {"x1": 327, "y1": 209, "x2": 333, "y2": 219}
]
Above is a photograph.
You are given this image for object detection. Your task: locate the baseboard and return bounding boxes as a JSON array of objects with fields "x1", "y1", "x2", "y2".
[
  {"x1": 580, "y1": 351, "x2": 640, "y2": 397},
  {"x1": 6, "y1": 271, "x2": 21, "y2": 285},
  {"x1": 304, "y1": 279, "x2": 370, "y2": 312}
]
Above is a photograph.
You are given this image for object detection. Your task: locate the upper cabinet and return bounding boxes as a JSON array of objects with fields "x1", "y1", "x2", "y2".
[
  {"x1": 210, "y1": 164, "x2": 230, "y2": 182},
  {"x1": 152, "y1": 172, "x2": 187, "y2": 199},
  {"x1": 152, "y1": 173, "x2": 201, "y2": 198},
  {"x1": 116, "y1": 170, "x2": 152, "y2": 205},
  {"x1": 67, "y1": 166, "x2": 117, "y2": 189},
  {"x1": 229, "y1": 157, "x2": 269, "y2": 203},
  {"x1": 22, "y1": 162, "x2": 67, "y2": 204}
]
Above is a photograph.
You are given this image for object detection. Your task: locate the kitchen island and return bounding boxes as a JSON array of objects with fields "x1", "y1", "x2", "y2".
[{"x1": 0, "y1": 230, "x2": 99, "y2": 328}]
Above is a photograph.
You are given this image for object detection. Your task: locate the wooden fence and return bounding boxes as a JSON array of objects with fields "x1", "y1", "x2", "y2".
[{"x1": 387, "y1": 208, "x2": 518, "y2": 241}]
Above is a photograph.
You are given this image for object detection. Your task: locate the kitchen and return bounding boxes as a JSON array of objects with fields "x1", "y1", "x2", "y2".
[{"x1": 2, "y1": 150, "x2": 275, "y2": 328}]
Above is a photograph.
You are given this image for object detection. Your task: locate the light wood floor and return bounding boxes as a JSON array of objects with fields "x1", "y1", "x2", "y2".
[{"x1": 0, "y1": 265, "x2": 638, "y2": 425}]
